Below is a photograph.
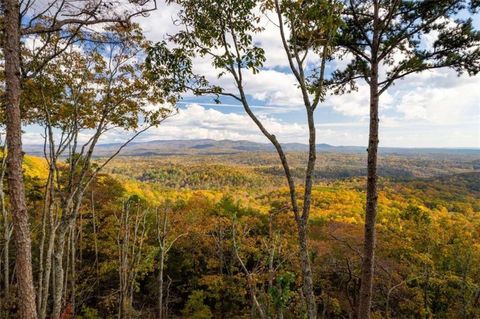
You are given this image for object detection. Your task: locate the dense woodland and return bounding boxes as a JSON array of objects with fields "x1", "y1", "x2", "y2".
[
  {"x1": 1, "y1": 0, "x2": 480, "y2": 318},
  {"x1": 1, "y1": 152, "x2": 480, "y2": 318}
]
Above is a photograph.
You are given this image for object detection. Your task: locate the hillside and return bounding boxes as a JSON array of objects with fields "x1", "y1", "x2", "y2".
[
  {"x1": 2, "y1": 148, "x2": 478, "y2": 318},
  {"x1": 103, "y1": 150, "x2": 480, "y2": 189},
  {"x1": 23, "y1": 139, "x2": 480, "y2": 157}
]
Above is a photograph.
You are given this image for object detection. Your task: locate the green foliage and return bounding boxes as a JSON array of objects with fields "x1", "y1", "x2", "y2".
[
  {"x1": 182, "y1": 290, "x2": 213, "y2": 319},
  {"x1": 23, "y1": 24, "x2": 174, "y2": 131},
  {"x1": 138, "y1": 163, "x2": 266, "y2": 190},
  {"x1": 77, "y1": 306, "x2": 101, "y2": 319},
  {"x1": 331, "y1": 0, "x2": 480, "y2": 94},
  {"x1": 269, "y1": 271, "x2": 295, "y2": 312},
  {"x1": 146, "y1": 0, "x2": 266, "y2": 102},
  {"x1": 400, "y1": 205, "x2": 431, "y2": 225}
]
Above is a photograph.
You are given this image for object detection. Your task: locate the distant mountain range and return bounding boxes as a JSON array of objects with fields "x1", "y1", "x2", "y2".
[{"x1": 23, "y1": 139, "x2": 480, "y2": 157}]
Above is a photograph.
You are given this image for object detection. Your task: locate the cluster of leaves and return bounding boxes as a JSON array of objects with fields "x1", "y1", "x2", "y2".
[
  {"x1": 21, "y1": 24, "x2": 174, "y2": 131},
  {"x1": 137, "y1": 163, "x2": 268, "y2": 190}
]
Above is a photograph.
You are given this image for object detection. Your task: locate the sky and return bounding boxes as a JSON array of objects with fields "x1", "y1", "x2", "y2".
[{"x1": 22, "y1": 3, "x2": 480, "y2": 148}]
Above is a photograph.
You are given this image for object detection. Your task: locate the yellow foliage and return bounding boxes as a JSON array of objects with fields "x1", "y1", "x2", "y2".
[{"x1": 23, "y1": 155, "x2": 49, "y2": 180}]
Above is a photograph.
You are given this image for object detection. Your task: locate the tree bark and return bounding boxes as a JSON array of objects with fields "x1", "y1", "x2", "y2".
[
  {"x1": 40, "y1": 225, "x2": 56, "y2": 319},
  {"x1": 1, "y1": 143, "x2": 10, "y2": 295},
  {"x1": 358, "y1": 48, "x2": 380, "y2": 319},
  {"x1": 298, "y1": 220, "x2": 316, "y2": 318},
  {"x1": 158, "y1": 248, "x2": 165, "y2": 319},
  {"x1": 157, "y1": 207, "x2": 167, "y2": 319},
  {"x1": 300, "y1": 107, "x2": 318, "y2": 319},
  {"x1": 3, "y1": 0, "x2": 38, "y2": 317},
  {"x1": 52, "y1": 230, "x2": 67, "y2": 319}
]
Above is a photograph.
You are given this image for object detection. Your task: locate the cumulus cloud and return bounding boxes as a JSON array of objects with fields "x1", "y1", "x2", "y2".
[
  {"x1": 130, "y1": 103, "x2": 308, "y2": 143},
  {"x1": 104, "y1": 103, "x2": 373, "y2": 146},
  {"x1": 393, "y1": 71, "x2": 480, "y2": 125},
  {"x1": 324, "y1": 83, "x2": 394, "y2": 117}
]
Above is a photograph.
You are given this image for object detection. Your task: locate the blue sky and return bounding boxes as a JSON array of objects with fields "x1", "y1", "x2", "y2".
[{"x1": 22, "y1": 4, "x2": 480, "y2": 148}]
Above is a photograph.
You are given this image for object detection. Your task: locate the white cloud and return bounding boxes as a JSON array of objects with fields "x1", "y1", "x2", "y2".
[
  {"x1": 127, "y1": 103, "x2": 375, "y2": 146},
  {"x1": 116, "y1": 103, "x2": 308, "y2": 143},
  {"x1": 325, "y1": 83, "x2": 394, "y2": 117},
  {"x1": 393, "y1": 71, "x2": 480, "y2": 125},
  {"x1": 135, "y1": 3, "x2": 183, "y2": 42}
]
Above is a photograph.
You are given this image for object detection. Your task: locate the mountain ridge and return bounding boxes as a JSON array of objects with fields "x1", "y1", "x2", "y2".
[{"x1": 23, "y1": 138, "x2": 480, "y2": 157}]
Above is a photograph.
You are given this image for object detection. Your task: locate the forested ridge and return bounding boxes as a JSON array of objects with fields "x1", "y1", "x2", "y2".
[{"x1": 1, "y1": 151, "x2": 479, "y2": 318}]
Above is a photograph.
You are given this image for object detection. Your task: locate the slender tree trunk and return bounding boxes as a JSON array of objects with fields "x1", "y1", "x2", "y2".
[
  {"x1": 158, "y1": 249, "x2": 165, "y2": 319},
  {"x1": 297, "y1": 220, "x2": 316, "y2": 318},
  {"x1": 38, "y1": 166, "x2": 55, "y2": 317},
  {"x1": 157, "y1": 206, "x2": 167, "y2": 319},
  {"x1": 165, "y1": 276, "x2": 172, "y2": 319},
  {"x1": 118, "y1": 202, "x2": 130, "y2": 319},
  {"x1": 52, "y1": 229, "x2": 67, "y2": 319},
  {"x1": 358, "y1": 3, "x2": 380, "y2": 317},
  {"x1": 37, "y1": 188, "x2": 47, "y2": 313},
  {"x1": 248, "y1": 278, "x2": 267, "y2": 319},
  {"x1": 300, "y1": 108, "x2": 317, "y2": 319},
  {"x1": 358, "y1": 55, "x2": 380, "y2": 319},
  {"x1": 91, "y1": 190, "x2": 100, "y2": 287},
  {"x1": 63, "y1": 229, "x2": 71, "y2": 306},
  {"x1": 1, "y1": 144, "x2": 10, "y2": 295},
  {"x1": 40, "y1": 165, "x2": 56, "y2": 319},
  {"x1": 3, "y1": 0, "x2": 38, "y2": 317},
  {"x1": 232, "y1": 221, "x2": 267, "y2": 319},
  {"x1": 267, "y1": 214, "x2": 275, "y2": 293},
  {"x1": 40, "y1": 224, "x2": 56, "y2": 319},
  {"x1": 70, "y1": 225, "x2": 77, "y2": 315},
  {"x1": 52, "y1": 189, "x2": 85, "y2": 319}
]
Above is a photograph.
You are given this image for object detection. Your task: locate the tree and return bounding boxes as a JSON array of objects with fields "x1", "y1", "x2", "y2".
[
  {"x1": 1, "y1": 0, "x2": 158, "y2": 316},
  {"x1": 23, "y1": 26, "x2": 174, "y2": 318},
  {"x1": 231, "y1": 212, "x2": 268, "y2": 318},
  {"x1": 2, "y1": 1, "x2": 38, "y2": 317},
  {"x1": 156, "y1": 201, "x2": 187, "y2": 319},
  {"x1": 116, "y1": 197, "x2": 149, "y2": 319},
  {"x1": 182, "y1": 290, "x2": 213, "y2": 319},
  {"x1": 146, "y1": 1, "x2": 342, "y2": 317},
  {"x1": 331, "y1": 1, "x2": 480, "y2": 317}
]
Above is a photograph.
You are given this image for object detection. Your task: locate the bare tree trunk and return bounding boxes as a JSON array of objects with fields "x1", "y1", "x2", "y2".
[
  {"x1": 52, "y1": 229, "x2": 67, "y2": 319},
  {"x1": 358, "y1": 9, "x2": 380, "y2": 315},
  {"x1": 358, "y1": 79, "x2": 380, "y2": 319},
  {"x1": 157, "y1": 207, "x2": 166, "y2": 319},
  {"x1": 39, "y1": 153, "x2": 56, "y2": 319},
  {"x1": 232, "y1": 220, "x2": 268, "y2": 319},
  {"x1": 158, "y1": 247, "x2": 165, "y2": 319},
  {"x1": 0, "y1": 143, "x2": 11, "y2": 295},
  {"x1": 3, "y1": 0, "x2": 38, "y2": 317},
  {"x1": 52, "y1": 205, "x2": 79, "y2": 319},
  {"x1": 91, "y1": 191, "x2": 99, "y2": 287},
  {"x1": 300, "y1": 107, "x2": 318, "y2": 319},
  {"x1": 118, "y1": 202, "x2": 131, "y2": 319},
  {"x1": 298, "y1": 220, "x2": 315, "y2": 317},
  {"x1": 40, "y1": 224, "x2": 56, "y2": 319},
  {"x1": 38, "y1": 161, "x2": 56, "y2": 318},
  {"x1": 156, "y1": 205, "x2": 169, "y2": 319},
  {"x1": 37, "y1": 180, "x2": 48, "y2": 313},
  {"x1": 63, "y1": 229, "x2": 71, "y2": 306},
  {"x1": 165, "y1": 275, "x2": 172, "y2": 319},
  {"x1": 70, "y1": 224, "x2": 77, "y2": 315},
  {"x1": 52, "y1": 189, "x2": 85, "y2": 319},
  {"x1": 267, "y1": 214, "x2": 275, "y2": 293}
]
